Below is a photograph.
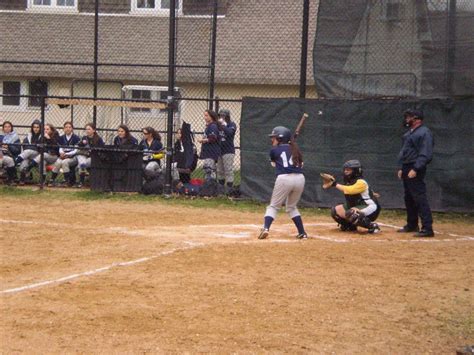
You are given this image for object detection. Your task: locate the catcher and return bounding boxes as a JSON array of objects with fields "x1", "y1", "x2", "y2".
[{"x1": 321, "y1": 160, "x2": 381, "y2": 233}]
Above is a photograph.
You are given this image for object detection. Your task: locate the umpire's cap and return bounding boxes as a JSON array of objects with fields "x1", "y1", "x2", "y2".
[
  {"x1": 269, "y1": 126, "x2": 292, "y2": 143},
  {"x1": 404, "y1": 108, "x2": 424, "y2": 119}
]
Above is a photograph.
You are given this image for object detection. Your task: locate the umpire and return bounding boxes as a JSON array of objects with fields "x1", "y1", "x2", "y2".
[{"x1": 397, "y1": 108, "x2": 434, "y2": 237}]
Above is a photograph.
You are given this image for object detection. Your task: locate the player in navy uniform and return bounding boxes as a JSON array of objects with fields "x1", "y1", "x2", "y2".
[
  {"x1": 76, "y1": 123, "x2": 105, "y2": 188},
  {"x1": 258, "y1": 126, "x2": 307, "y2": 240},
  {"x1": 217, "y1": 109, "x2": 237, "y2": 190},
  {"x1": 49, "y1": 121, "x2": 81, "y2": 186},
  {"x1": 139, "y1": 126, "x2": 163, "y2": 180},
  {"x1": 197, "y1": 110, "x2": 221, "y2": 180}
]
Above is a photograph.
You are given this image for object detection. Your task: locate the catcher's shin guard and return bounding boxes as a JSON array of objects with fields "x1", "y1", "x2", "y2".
[
  {"x1": 346, "y1": 209, "x2": 372, "y2": 229},
  {"x1": 331, "y1": 206, "x2": 355, "y2": 231}
]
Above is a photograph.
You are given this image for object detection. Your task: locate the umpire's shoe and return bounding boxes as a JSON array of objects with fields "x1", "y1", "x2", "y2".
[
  {"x1": 414, "y1": 229, "x2": 435, "y2": 238},
  {"x1": 397, "y1": 225, "x2": 419, "y2": 233},
  {"x1": 258, "y1": 228, "x2": 269, "y2": 240}
]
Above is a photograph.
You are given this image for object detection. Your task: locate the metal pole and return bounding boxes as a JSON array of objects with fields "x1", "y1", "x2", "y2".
[
  {"x1": 93, "y1": 0, "x2": 99, "y2": 125},
  {"x1": 299, "y1": 0, "x2": 310, "y2": 98},
  {"x1": 39, "y1": 96, "x2": 46, "y2": 190},
  {"x1": 446, "y1": 0, "x2": 456, "y2": 97},
  {"x1": 208, "y1": 0, "x2": 218, "y2": 110},
  {"x1": 164, "y1": 0, "x2": 177, "y2": 195}
]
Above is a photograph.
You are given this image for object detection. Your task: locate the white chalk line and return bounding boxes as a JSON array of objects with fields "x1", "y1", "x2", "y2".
[
  {"x1": 2, "y1": 218, "x2": 473, "y2": 243},
  {"x1": 378, "y1": 222, "x2": 474, "y2": 240},
  {"x1": 0, "y1": 242, "x2": 205, "y2": 295}
]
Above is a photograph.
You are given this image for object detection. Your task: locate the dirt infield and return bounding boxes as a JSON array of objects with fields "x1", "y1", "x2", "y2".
[{"x1": 1, "y1": 193, "x2": 473, "y2": 353}]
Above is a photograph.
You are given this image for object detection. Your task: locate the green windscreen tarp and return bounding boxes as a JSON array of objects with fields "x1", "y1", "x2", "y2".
[{"x1": 240, "y1": 97, "x2": 473, "y2": 212}]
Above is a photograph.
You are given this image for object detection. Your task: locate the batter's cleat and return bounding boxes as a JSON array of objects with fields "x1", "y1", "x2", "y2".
[
  {"x1": 258, "y1": 228, "x2": 269, "y2": 240},
  {"x1": 367, "y1": 223, "x2": 381, "y2": 234},
  {"x1": 397, "y1": 225, "x2": 419, "y2": 233},
  {"x1": 296, "y1": 233, "x2": 308, "y2": 239},
  {"x1": 414, "y1": 229, "x2": 434, "y2": 238}
]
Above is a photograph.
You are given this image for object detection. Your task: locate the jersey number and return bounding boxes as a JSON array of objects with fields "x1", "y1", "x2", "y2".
[{"x1": 280, "y1": 151, "x2": 293, "y2": 167}]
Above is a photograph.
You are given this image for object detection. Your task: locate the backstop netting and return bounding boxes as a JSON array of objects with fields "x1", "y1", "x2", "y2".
[{"x1": 313, "y1": 0, "x2": 474, "y2": 99}]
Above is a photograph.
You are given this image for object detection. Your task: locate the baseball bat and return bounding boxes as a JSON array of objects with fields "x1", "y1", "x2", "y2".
[{"x1": 293, "y1": 113, "x2": 309, "y2": 140}]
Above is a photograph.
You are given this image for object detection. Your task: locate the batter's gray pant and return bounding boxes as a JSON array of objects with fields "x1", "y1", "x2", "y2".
[
  {"x1": 265, "y1": 173, "x2": 305, "y2": 219},
  {"x1": 1, "y1": 155, "x2": 15, "y2": 168},
  {"x1": 18, "y1": 149, "x2": 39, "y2": 172},
  {"x1": 217, "y1": 153, "x2": 235, "y2": 183},
  {"x1": 52, "y1": 156, "x2": 78, "y2": 174},
  {"x1": 203, "y1": 158, "x2": 216, "y2": 180}
]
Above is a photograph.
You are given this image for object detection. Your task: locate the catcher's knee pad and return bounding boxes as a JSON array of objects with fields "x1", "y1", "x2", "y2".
[
  {"x1": 345, "y1": 209, "x2": 360, "y2": 225},
  {"x1": 331, "y1": 206, "x2": 346, "y2": 225}
]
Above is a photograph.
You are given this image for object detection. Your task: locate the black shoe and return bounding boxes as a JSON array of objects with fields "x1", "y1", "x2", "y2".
[
  {"x1": 340, "y1": 224, "x2": 357, "y2": 232},
  {"x1": 414, "y1": 230, "x2": 434, "y2": 238},
  {"x1": 397, "y1": 225, "x2": 419, "y2": 233},
  {"x1": 367, "y1": 223, "x2": 381, "y2": 234},
  {"x1": 296, "y1": 233, "x2": 308, "y2": 239}
]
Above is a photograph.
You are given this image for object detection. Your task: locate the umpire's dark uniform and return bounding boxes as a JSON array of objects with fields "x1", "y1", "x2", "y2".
[{"x1": 398, "y1": 110, "x2": 434, "y2": 237}]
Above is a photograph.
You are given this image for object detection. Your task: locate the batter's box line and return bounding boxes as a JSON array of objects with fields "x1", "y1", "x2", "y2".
[
  {"x1": 0, "y1": 242, "x2": 204, "y2": 296},
  {"x1": 377, "y1": 222, "x2": 474, "y2": 240}
]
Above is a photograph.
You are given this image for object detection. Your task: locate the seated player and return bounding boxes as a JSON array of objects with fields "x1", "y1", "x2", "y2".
[
  {"x1": 26, "y1": 123, "x2": 60, "y2": 183},
  {"x1": 113, "y1": 124, "x2": 138, "y2": 147},
  {"x1": 139, "y1": 127, "x2": 163, "y2": 181},
  {"x1": 49, "y1": 121, "x2": 81, "y2": 187},
  {"x1": 76, "y1": 123, "x2": 105, "y2": 188},
  {"x1": 1, "y1": 121, "x2": 21, "y2": 185},
  {"x1": 16, "y1": 119, "x2": 42, "y2": 185},
  {"x1": 323, "y1": 160, "x2": 381, "y2": 233}
]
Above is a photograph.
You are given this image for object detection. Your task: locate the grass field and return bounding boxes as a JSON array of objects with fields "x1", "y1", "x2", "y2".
[{"x1": 1, "y1": 187, "x2": 473, "y2": 353}]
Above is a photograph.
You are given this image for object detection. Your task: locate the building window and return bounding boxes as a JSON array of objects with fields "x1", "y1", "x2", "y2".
[
  {"x1": 131, "y1": 89, "x2": 152, "y2": 113},
  {"x1": 28, "y1": 80, "x2": 48, "y2": 107},
  {"x1": 29, "y1": 0, "x2": 77, "y2": 11},
  {"x1": 132, "y1": 0, "x2": 181, "y2": 14},
  {"x1": 2, "y1": 81, "x2": 21, "y2": 107},
  {"x1": 380, "y1": 0, "x2": 403, "y2": 22}
]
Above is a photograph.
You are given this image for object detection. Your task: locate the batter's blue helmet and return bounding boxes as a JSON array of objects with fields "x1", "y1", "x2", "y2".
[{"x1": 269, "y1": 126, "x2": 292, "y2": 143}]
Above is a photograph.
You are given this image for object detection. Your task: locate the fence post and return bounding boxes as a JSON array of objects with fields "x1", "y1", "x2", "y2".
[
  {"x1": 299, "y1": 0, "x2": 310, "y2": 98},
  {"x1": 93, "y1": 0, "x2": 100, "y2": 125},
  {"x1": 164, "y1": 0, "x2": 177, "y2": 195},
  {"x1": 208, "y1": 0, "x2": 218, "y2": 110},
  {"x1": 39, "y1": 96, "x2": 46, "y2": 190}
]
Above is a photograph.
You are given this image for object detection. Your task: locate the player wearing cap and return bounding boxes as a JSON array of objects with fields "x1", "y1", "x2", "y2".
[
  {"x1": 397, "y1": 108, "x2": 435, "y2": 237},
  {"x1": 258, "y1": 126, "x2": 307, "y2": 240}
]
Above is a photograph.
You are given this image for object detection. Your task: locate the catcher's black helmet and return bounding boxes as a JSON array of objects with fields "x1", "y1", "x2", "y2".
[
  {"x1": 343, "y1": 159, "x2": 362, "y2": 183},
  {"x1": 269, "y1": 126, "x2": 292, "y2": 143},
  {"x1": 218, "y1": 109, "x2": 231, "y2": 119}
]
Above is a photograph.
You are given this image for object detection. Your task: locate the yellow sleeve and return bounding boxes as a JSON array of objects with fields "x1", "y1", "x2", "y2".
[{"x1": 341, "y1": 179, "x2": 367, "y2": 195}]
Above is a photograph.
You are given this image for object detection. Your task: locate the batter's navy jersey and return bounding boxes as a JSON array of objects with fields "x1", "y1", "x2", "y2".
[{"x1": 270, "y1": 144, "x2": 303, "y2": 176}]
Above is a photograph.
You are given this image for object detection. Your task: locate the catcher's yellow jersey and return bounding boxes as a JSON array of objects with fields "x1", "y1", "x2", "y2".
[{"x1": 342, "y1": 179, "x2": 376, "y2": 209}]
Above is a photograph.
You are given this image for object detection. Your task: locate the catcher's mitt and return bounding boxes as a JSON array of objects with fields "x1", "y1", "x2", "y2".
[{"x1": 320, "y1": 173, "x2": 336, "y2": 189}]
